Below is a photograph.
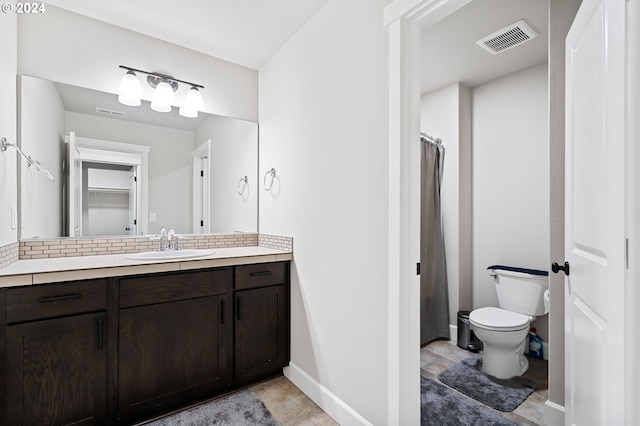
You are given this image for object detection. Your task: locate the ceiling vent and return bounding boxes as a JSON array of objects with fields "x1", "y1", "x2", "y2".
[
  {"x1": 476, "y1": 20, "x2": 538, "y2": 54},
  {"x1": 96, "y1": 107, "x2": 126, "y2": 117}
]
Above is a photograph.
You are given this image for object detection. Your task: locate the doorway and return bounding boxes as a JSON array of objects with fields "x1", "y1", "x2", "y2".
[
  {"x1": 67, "y1": 132, "x2": 149, "y2": 237},
  {"x1": 82, "y1": 162, "x2": 137, "y2": 236},
  {"x1": 385, "y1": 0, "x2": 560, "y2": 424}
]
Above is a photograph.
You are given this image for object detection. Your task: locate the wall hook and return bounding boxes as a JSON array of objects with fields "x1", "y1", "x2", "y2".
[{"x1": 264, "y1": 168, "x2": 276, "y2": 191}]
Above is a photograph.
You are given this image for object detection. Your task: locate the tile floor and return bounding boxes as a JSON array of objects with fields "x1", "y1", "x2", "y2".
[
  {"x1": 421, "y1": 339, "x2": 548, "y2": 426},
  {"x1": 147, "y1": 339, "x2": 547, "y2": 425}
]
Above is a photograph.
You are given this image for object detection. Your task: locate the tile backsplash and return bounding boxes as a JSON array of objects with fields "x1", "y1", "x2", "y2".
[
  {"x1": 0, "y1": 242, "x2": 19, "y2": 268},
  {"x1": 19, "y1": 233, "x2": 258, "y2": 260},
  {"x1": 258, "y1": 234, "x2": 293, "y2": 251},
  {"x1": 14, "y1": 233, "x2": 293, "y2": 260}
]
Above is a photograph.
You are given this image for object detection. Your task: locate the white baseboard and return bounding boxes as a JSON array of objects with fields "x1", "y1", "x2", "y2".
[
  {"x1": 283, "y1": 362, "x2": 372, "y2": 426},
  {"x1": 543, "y1": 400, "x2": 565, "y2": 426},
  {"x1": 450, "y1": 324, "x2": 457, "y2": 344}
]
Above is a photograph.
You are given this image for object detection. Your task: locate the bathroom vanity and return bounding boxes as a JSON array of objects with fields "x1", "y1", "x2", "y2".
[{"x1": 0, "y1": 248, "x2": 291, "y2": 425}]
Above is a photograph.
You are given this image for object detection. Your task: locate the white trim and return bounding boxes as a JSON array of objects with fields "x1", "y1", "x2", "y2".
[
  {"x1": 450, "y1": 324, "x2": 457, "y2": 345},
  {"x1": 544, "y1": 400, "x2": 566, "y2": 426},
  {"x1": 384, "y1": 0, "x2": 468, "y2": 424},
  {"x1": 283, "y1": 363, "x2": 372, "y2": 426},
  {"x1": 383, "y1": 0, "x2": 471, "y2": 28}
]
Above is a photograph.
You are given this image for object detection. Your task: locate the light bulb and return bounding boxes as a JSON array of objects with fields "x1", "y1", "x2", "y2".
[
  {"x1": 151, "y1": 80, "x2": 175, "y2": 112},
  {"x1": 118, "y1": 70, "x2": 142, "y2": 106},
  {"x1": 179, "y1": 87, "x2": 204, "y2": 118}
]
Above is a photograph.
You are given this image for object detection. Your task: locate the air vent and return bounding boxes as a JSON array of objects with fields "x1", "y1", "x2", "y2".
[
  {"x1": 96, "y1": 107, "x2": 126, "y2": 117},
  {"x1": 476, "y1": 20, "x2": 538, "y2": 54}
]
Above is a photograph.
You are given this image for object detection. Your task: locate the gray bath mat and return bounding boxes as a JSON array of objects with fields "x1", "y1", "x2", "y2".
[
  {"x1": 421, "y1": 375, "x2": 518, "y2": 426},
  {"x1": 437, "y1": 357, "x2": 536, "y2": 412},
  {"x1": 146, "y1": 390, "x2": 280, "y2": 426}
]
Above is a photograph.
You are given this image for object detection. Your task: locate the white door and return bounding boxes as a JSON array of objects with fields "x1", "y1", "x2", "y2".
[
  {"x1": 192, "y1": 140, "x2": 211, "y2": 234},
  {"x1": 67, "y1": 131, "x2": 82, "y2": 237},
  {"x1": 564, "y1": 0, "x2": 626, "y2": 424},
  {"x1": 127, "y1": 167, "x2": 138, "y2": 235}
]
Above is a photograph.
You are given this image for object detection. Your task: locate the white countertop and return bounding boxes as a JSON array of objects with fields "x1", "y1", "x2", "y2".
[{"x1": 0, "y1": 246, "x2": 293, "y2": 288}]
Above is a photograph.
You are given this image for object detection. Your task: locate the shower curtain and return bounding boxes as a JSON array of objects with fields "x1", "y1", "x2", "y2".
[{"x1": 420, "y1": 136, "x2": 450, "y2": 346}]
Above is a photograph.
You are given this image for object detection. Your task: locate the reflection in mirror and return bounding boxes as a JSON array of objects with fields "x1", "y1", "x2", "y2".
[{"x1": 19, "y1": 75, "x2": 258, "y2": 239}]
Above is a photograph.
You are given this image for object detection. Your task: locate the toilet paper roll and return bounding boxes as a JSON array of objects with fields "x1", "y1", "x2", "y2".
[{"x1": 544, "y1": 289, "x2": 550, "y2": 313}]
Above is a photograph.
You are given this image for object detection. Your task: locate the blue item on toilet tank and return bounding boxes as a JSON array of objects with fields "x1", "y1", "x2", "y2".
[{"x1": 528, "y1": 328, "x2": 544, "y2": 359}]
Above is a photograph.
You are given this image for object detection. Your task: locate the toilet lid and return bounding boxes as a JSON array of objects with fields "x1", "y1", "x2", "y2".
[{"x1": 469, "y1": 307, "x2": 531, "y2": 330}]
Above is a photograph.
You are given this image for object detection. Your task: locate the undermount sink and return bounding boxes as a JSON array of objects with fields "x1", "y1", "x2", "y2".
[{"x1": 126, "y1": 249, "x2": 215, "y2": 261}]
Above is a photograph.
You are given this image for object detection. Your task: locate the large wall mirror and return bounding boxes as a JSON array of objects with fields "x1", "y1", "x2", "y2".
[{"x1": 19, "y1": 75, "x2": 258, "y2": 239}]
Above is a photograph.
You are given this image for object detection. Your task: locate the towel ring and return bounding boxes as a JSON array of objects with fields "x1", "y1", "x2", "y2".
[
  {"x1": 263, "y1": 168, "x2": 276, "y2": 191},
  {"x1": 237, "y1": 176, "x2": 248, "y2": 195}
]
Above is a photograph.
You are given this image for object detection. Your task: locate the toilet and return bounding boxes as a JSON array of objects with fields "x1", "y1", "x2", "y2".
[{"x1": 469, "y1": 265, "x2": 549, "y2": 379}]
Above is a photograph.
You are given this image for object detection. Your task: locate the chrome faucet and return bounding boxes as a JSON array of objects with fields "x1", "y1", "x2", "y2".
[
  {"x1": 167, "y1": 228, "x2": 175, "y2": 249},
  {"x1": 150, "y1": 227, "x2": 184, "y2": 251},
  {"x1": 157, "y1": 227, "x2": 169, "y2": 251}
]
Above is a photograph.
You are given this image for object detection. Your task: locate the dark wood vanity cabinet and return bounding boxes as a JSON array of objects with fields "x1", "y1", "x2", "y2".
[
  {"x1": 117, "y1": 268, "x2": 232, "y2": 423},
  {"x1": 234, "y1": 262, "x2": 290, "y2": 382},
  {"x1": 3, "y1": 279, "x2": 108, "y2": 425},
  {"x1": 1, "y1": 261, "x2": 290, "y2": 425}
]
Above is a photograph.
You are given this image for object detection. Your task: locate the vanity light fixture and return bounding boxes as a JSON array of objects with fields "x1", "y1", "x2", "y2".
[{"x1": 117, "y1": 65, "x2": 205, "y2": 117}]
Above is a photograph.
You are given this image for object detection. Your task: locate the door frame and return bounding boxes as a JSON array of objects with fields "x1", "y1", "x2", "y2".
[
  {"x1": 383, "y1": 1, "x2": 472, "y2": 423},
  {"x1": 384, "y1": 0, "x2": 640, "y2": 425},
  {"x1": 68, "y1": 135, "x2": 149, "y2": 236}
]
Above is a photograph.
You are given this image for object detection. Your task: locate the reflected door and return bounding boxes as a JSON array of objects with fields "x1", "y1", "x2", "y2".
[
  {"x1": 67, "y1": 131, "x2": 82, "y2": 237},
  {"x1": 128, "y1": 168, "x2": 138, "y2": 235}
]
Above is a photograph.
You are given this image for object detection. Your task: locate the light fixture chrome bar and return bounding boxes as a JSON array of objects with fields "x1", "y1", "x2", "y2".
[
  {"x1": 1, "y1": 137, "x2": 55, "y2": 181},
  {"x1": 119, "y1": 65, "x2": 204, "y2": 89}
]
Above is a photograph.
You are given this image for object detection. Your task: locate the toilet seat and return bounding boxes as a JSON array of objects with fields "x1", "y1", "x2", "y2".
[{"x1": 469, "y1": 307, "x2": 532, "y2": 332}]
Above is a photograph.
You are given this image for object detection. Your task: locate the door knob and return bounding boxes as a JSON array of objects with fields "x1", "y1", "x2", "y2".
[{"x1": 551, "y1": 261, "x2": 570, "y2": 276}]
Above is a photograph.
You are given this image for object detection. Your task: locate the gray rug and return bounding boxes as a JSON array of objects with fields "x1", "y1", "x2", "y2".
[
  {"x1": 437, "y1": 357, "x2": 536, "y2": 412},
  {"x1": 421, "y1": 375, "x2": 518, "y2": 426},
  {"x1": 146, "y1": 390, "x2": 279, "y2": 426}
]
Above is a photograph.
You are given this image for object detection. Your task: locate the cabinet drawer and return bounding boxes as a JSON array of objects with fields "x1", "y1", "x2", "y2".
[
  {"x1": 6, "y1": 279, "x2": 107, "y2": 324},
  {"x1": 120, "y1": 268, "x2": 232, "y2": 308},
  {"x1": 235, "y1": 262, "x2": 286, "y2": 290}
]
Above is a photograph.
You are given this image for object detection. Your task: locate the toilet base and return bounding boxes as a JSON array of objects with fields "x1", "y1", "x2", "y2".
[{"x1": 480, "y1": 339, "x2": 529, "y2": 379}]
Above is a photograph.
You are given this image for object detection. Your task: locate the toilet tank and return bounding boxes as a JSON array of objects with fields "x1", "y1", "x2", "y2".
[{"x1": 489, "y1": 265, "x2": 549, "y2": 316}]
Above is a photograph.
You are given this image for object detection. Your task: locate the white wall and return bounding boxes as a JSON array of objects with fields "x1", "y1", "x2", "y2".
[
  {"x1": 421, "y1": 83, "x2": 472, "y2": 325},
  {"x1": 17, "y1": 5, "x2": 257, "y2": 122},
  {"x1": 20, "y1": 76, "x2": 65, "y2": 239},
  {"x1": 0, "y1": 13, "x2": 17, "y2": 246},
  {"x1": 472, "y1": 63, "x2": 550, "y2": 341},
  {"x1": 259, "y1": 0, "x2": 389, "y2": 423},
  {"x1": 195, "y1": 115, "x2": 258, "y2": 233},
  {"x1": 66, "y1": 112, "x2": 194, "y2": 234}
]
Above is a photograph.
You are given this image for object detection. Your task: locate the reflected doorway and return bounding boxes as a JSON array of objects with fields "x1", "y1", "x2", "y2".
[
  {"x1": 67, "y1": 132, "x2": 149, "y2": 237},
  {"x1": 83, "y1": 162, "x2": 137, "y2": 236}
]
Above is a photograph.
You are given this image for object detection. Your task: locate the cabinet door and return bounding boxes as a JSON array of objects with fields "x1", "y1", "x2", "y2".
[
  {"x1": 235, "y1": 285, "x2": 288, "y2": 381},
  {"x1": 118, "y1": 295, "x2": 229, "y2": 422},
  {"x1": 5, "y1": 312, "x2": 107, "y2": 425}
]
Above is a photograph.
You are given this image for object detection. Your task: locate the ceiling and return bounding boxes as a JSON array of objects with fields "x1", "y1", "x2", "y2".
[
  {"x1": 44, "y1": 0, "x2": 330, "y2": 70},
  {"x1": 45, "y1": 0, "x2": 548, "y2": 115},
  {"x1": 420, "y1": 0, "x2": 548, "y2": 94}
]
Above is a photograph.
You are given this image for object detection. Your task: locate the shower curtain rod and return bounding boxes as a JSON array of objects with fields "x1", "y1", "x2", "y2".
[{"x1": 420, "y1": 132, "x2": 443, "y2": 145}]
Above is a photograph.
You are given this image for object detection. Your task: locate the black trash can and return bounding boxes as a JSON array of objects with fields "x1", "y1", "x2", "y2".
[{"x1": 457, "y1": 310, "x2": 481, "y2": 353}]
